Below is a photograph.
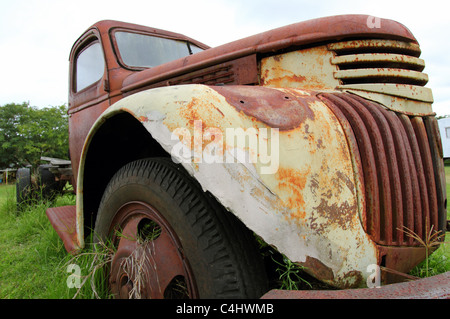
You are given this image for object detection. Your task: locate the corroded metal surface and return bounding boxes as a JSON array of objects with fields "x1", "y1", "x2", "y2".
[
  {"x1": 334, "y1": 68, "x2": 429, "y2": 86},
  {"x1": 261, "y1": 46, "x2": 339, "y2": 90},
  {"x1": 45, "y1": 205, "x2": 79, "y2": 253},
  {"x1": 261, "y1": 271, "x2": 450, "y2": 299},
  {"x1": 261, "y1": 38, "x2": 433, "y2": 115},
  {"x1": 109, "y1": 201, "x2": 197, "y2": 299},
  {"x1": 331, "y1": 53, "x2": 425, "y2": 71}
]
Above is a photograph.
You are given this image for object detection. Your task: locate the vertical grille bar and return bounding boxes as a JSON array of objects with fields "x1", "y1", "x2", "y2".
[
  {"x1": 423, "y1": 117, "x2": 446, "y2": 234},
  {"x1": 411, "y1": 118, "x2": 437, "y2": 236},
  {"x1": 398, "y1": 114, "x2": 428, "y2": 240}
]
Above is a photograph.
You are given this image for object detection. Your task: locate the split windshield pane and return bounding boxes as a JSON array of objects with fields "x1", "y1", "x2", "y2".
[{"x1": 115, "y1": 31, "x2": 202, "y2": 68}]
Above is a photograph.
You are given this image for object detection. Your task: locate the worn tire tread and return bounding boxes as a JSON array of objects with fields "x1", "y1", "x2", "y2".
[{"x1": 95, "y1": 158, "x2": 267, "y2": 298}]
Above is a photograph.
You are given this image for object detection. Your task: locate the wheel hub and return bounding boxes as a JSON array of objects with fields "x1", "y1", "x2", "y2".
[{"x1": 108, "y1": 201, "x2": 198, "y2": 299}]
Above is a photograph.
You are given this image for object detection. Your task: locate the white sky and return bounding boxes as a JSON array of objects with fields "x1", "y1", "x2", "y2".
[{"x1": 0, "y1": 0, "x2": 449, "y2": 115}]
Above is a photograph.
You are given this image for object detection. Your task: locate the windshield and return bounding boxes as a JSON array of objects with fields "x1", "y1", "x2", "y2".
[{"x1": 114, "y1": 31, "x2": 203, "y2": 69}]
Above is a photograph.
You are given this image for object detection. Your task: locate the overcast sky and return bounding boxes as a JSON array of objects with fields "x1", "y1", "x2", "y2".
[{"x1": 0, "y1": 0, "x2": 448, "y2": 115}]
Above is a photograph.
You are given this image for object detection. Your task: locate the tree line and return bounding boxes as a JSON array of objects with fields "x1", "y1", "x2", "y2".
[{"x1": 0, "y1": 102, "x2": 69, "y2": 169}]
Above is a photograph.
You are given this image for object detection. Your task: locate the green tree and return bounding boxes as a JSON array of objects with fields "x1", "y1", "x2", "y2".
[
  {"x1": 0, "y1": 102, "x2": 29, "y2": 168},
  {"x1": 0, "y1": 102, "x2": 69, "y2": 168}
]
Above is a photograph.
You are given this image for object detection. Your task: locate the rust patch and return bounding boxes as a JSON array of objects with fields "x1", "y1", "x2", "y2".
[
  {"x1": 176, "y1": 93, "x2": 229, "y2": 130},
  {"x1": 212, "y1": 86, "x2": 316, "y2": 130},
  {"x1": 177, "y1": 97, "x2": 207, "y2": 127},
  {"x1": 137, "y1": 115, "x2": 148, "y2": 122},
  {"x1": 311, "y1": 199, "x2": 356, "y2": 233},
  {"x1": 299, "y1": 256, "x2": 334, "y2": 282},
  {"x1": 172, "y1": 96, "x2": 229, "y2": 155},
  {"x1": 46, "y1": 205, "x2": 79, "y2": 254},
  {"x1": 262, "y1": 272, "x2": 450, "y2": 298},
  {"x1": 272, "y1": 55, "x2": 282, "y2": 62},
  {"x1": 260, "y1": 45, "x2": 339, "y2": 91},
  {"x1": 262, "y1": 72, "x2": 308, "y2": 87},
  {"x1": 276, "y1": 167, "x2": 311, "y2": 220},
  {"x1": 340, "y1": 270, "x2": 364, "y2": 289},
  {"x1": 336, "y1": 170, "x2": 355, "y2": 194}
]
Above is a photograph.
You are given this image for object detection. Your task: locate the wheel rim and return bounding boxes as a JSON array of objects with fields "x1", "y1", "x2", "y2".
[{"x1": 108, "y1": 201, "x2": 198, "y2": 299}]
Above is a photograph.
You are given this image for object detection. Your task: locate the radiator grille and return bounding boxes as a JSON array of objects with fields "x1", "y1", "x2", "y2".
[
  {"x1": 319, "y1": 92, "x2": 446, "y2": 246},
  {"x1": 329, "y1": 40, "x2": 428, "y2": 87}
]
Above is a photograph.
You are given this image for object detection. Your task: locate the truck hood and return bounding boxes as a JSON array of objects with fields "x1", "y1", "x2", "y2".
[{"x1": 121, "y1": 14, "x2": 417, "y2": 94}]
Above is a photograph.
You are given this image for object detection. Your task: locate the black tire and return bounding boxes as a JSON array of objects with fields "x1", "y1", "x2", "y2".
[
  {"x1": 94, "y1": 158, "x2": 268, "y2": 299},
  {"x1": 37, "y1": 164, "x2": 59, "y2": 199},
  {"x1": 16, "y1": 167, "x2": 32, "y2": 206}
]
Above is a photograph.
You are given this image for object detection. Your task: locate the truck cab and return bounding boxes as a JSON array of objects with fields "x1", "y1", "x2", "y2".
[{"x1": 68, "y1": 20, "x2": 209, "y2": 187}]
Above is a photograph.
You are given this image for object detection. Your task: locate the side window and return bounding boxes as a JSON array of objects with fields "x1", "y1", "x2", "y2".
[{"x1": 75, "y1": 41, "x2": 105, "y2": 92}]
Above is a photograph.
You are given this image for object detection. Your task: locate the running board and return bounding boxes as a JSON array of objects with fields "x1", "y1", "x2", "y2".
[
  {"x1": 261, "y1": 271, "x2": 450, "y2": 299},
  {"x1": 46, "y1": 205, "x2": 80, "y2": 254}
]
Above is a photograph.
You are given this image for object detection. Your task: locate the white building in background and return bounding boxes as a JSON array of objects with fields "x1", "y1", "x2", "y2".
[{"x1": 438, "y1": 118, "x2": 450, "y2": 159}]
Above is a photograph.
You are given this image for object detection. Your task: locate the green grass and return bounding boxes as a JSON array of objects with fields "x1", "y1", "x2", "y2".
[
  {"x1": 0, "y1": 184, "x2": 78, "y2": 298},
  {"x1": 0, "y1": 184, "x2": 12, "y2": 207}
]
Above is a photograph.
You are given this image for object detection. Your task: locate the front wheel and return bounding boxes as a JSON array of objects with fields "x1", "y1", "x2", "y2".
[{"x1": 94, "y1": 158, "x2": 268, "y2": 299}]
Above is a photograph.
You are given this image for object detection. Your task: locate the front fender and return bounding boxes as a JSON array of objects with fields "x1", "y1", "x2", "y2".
[{"x1": 76, "y1": 84, "x2": 377, "y2": 288}]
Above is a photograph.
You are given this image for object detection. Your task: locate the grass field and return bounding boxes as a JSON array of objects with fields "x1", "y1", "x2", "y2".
[
  {"x1": 418, "y1": 162, "x2": 450, "y2": 276},
  {"x1": 0, "y1": 163, "x2": 449, "y2": 298},
  {"x1": 0, "y1": 185, "x2": 80, "y2": 298}
]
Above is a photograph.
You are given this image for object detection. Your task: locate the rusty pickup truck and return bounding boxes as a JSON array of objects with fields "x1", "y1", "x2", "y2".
[{"x1": 44, "y1": 14, "x2": 448, "y2": 298}]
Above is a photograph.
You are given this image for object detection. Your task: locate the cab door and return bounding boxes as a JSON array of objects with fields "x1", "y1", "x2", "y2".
[{"x1": 68, "y1": 28, "x2": 110, "y2": 188}]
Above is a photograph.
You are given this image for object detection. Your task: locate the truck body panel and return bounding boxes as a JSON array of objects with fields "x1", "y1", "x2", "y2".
[{"x1": 43, "y1": 14, "x2": 447, "y2": 294}]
